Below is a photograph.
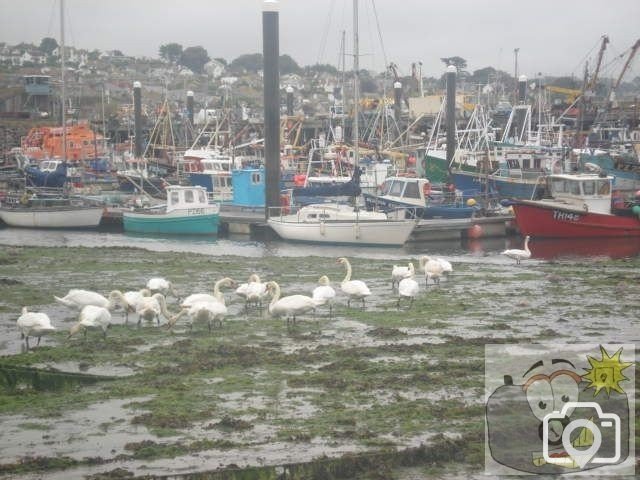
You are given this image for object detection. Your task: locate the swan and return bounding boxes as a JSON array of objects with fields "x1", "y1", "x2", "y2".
[
  {"x1": 265, "y1": 281, "x2": 317, "y2": 324},
  {"x1": 146, "y1": 277, "x2": 179, "y2": 299},
  {"x1": 182, "y1": 277, "x2": 237, "y2": 308},
  {"x1": 397, "y1": 277, "x2": 420, "y2": 309},
  {"x1": 436, "y1": 258, "x2": 453, "y2": 275},
  {"x1": 245, "y1": 276, "x2": 268, "y2": 310},
  {"x1": 337, "y1": 257, "x2": 371, "y2": 309},
  {"x1": 312, "y1": 275, "x2": 336, "y2": 316},
  {"x1": 391, "y1": 262, "x2": 415, "y2": 290},
  {"x1": 17, "y1": 307, "x2": 56, "y2": 350},
  {"x1": 68, "y1": 305, "x2": 111, "y2": 341},
  {"x1": 419, "y1": 255, "x2": 444, "y2": 285},
  {"x1": 501, "y1": 236, "x2": 531, "y2": 265},
  {"x1": 168, "y1": 301, "x2": 227, "y2": 332},
  {"x1": 54, "y1": 289, "x2": 130, "y2": 311},
  {"x1": 123, "y1": 288, "x2": 151, "y2": 324},
  {"x1": 235, "y1": 274, "x2": 260, "y2": 300},
  {"x1": 136, "y1": 293, "x2": 172, "y2": 326}
]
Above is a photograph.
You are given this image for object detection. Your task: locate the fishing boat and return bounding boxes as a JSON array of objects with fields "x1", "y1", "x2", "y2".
[
  {"x1": 510, "y1": 173, "x2": 640, "y2": 237},
  {"x1": 0, "y1": 190, "x2": 104, "y2": 229},
  {"x1": 20, "y1": 123, "x2": 105, "y2": 161},
  {"x1": 267, "y1": 203, "x2": 416, "y2": 246},
  {"x1": 122, "y1": 185, "x2": 219, "y2": 235},
  {"x1": 363, "y1": 176, "x2": 480, "y2": 219}
]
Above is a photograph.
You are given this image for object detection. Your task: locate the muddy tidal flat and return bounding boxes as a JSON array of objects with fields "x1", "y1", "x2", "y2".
[{"x1": 0, "y1": 244, "x2": 638, "y2": 479}]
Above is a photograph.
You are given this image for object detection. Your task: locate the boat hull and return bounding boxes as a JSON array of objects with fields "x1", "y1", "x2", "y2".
[
  {"x1": 267, "y1": 218, "x2": 415, "y2": 246},
  {"x1": 123, "y1": 210, "x2": 219, "y2": 235},
  {"x1": 0, "y1": 206, "x2": 104, "y2": 229},
  {"x1": 512, "y1": 201, "x2": 640, "y2": 238}
]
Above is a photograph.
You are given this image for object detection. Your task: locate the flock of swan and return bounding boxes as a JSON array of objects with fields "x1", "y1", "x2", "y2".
[{"x1": 16, "y1": 240, "x2": 531, "y2": 351}]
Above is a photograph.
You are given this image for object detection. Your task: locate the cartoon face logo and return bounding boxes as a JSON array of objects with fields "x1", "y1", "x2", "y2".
[{"x1": 485, "y1": 345, "x2": 633, "y2": 475}]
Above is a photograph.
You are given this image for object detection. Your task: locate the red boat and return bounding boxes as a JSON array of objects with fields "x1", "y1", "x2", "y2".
[{"x1": 512, "y1": 173, "x2": 640, "y2": 238}]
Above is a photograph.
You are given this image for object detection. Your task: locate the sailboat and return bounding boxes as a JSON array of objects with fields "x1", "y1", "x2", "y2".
[{"x1": 267, "y1": 0, "x2": 417, "y2": 246}]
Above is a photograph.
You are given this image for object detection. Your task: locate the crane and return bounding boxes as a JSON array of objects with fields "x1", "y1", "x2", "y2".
[
  {"x1": 613, "y1": 38, "x2": 640, "y2": 91},
  {"x1": 585, "y1": 34, "x2": 609, "y2": 95}
]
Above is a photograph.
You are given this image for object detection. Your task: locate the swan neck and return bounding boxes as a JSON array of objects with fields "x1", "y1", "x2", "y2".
[
  {"x1": 269, "y1": 283, "x2": 281, "y2": 309},
  {"x1": 342, "y1": 261, "x2": 352, "y2": 283}
]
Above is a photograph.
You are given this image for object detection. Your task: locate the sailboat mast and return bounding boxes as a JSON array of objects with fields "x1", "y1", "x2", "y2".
[
  {"x1": 60, "y1": 0, "x2": 67, "y2": 162},
  {"x1": 352, "y1": 0, "x2": 359, "y2": 166}
]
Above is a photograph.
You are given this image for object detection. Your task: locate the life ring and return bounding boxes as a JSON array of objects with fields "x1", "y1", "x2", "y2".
[{"x1": 280, "y1": 194, "x2": 290, "y2": 214}]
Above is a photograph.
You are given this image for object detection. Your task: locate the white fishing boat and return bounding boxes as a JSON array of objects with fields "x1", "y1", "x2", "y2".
[{"x1": 267, "y1": 203, "x2": 416, "y2": 246}]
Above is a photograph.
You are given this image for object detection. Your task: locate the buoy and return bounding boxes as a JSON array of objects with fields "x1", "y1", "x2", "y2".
[
  {"x1": 466, "y1": 198, "x2": 477, "y2": 207},
  {"x1": 467, "y1": 224, "x2": 483, "y2": 239}
]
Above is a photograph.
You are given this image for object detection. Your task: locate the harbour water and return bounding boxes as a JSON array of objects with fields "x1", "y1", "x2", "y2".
[{"x1": 1, "y1": 228, "x2": 639, "y2": 261}]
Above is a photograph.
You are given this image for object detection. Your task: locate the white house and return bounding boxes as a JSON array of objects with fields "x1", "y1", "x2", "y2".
[{"x1": 204, "y1": 59, "x2": 226, "y2": 79}]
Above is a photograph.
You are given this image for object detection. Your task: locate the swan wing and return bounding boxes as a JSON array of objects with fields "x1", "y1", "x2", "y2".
[
  {"x1": 341, "y1": 280, "x2": 371, "y2": 296},
  {"x1": 398, "y1": 278, "x2": 420, "y2": 297}
]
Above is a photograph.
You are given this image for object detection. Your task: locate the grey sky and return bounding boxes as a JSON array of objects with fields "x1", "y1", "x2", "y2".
[{"x1": 1, "y1": 0, "x2": 639, "y2": 80}]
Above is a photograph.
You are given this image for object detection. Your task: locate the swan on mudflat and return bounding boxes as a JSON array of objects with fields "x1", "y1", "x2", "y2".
[
  {"x1": 501, "y1": 236, "x2": 531, "y2": 265},
  {"x1": 337, "y1": 257, "x2": 371, "y2": 309},
  {"x1": 17, "y1": 307, "x2": 56, "y2": 350}
]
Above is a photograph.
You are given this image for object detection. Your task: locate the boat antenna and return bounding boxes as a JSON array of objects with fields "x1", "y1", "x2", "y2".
[{"x1": 60, "y1": 0, "x2": 67, "y2": 163}]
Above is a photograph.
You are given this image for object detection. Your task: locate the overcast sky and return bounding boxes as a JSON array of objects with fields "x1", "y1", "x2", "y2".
[{"x1": 1, "y1": 0, "x2": 639, "y2": 80}]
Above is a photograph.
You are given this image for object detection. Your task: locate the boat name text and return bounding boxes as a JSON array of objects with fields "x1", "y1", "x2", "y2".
[
  {"x1": 188, "y1": 208, "x2": 205, "y2": 215},
  {"x1": 552, "y1": 210, "x2": 582, "y2": 222}
]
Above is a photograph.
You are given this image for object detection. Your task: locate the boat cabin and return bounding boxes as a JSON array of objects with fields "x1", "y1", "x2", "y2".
[
  {"x1": 546, "y1": 173, "x2": 613, "y2": 215},
  {"x1": 379, "y1": 177, "x2": 439, "y2": 207},
  {"x1": 166, "y1": 185, "x2": 209, "y2": 213}
]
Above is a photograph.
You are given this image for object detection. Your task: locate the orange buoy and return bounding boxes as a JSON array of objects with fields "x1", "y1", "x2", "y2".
[{"x1": 467, "y1": 224, "x2": 483, "y2": 239}]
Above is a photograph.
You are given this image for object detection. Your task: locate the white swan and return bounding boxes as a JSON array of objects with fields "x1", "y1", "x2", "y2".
[
  {"x1": 146, "y1": 277, "x2": 179, "y2": 299},
  {"x1": 68, "y1": 305, "x2": 111, "y2": 340},
  {"x1": 397, "y1": 277, "x2": 420, "y2": 309},
  {"x1": 419, "y1": 255, "x2": 444, "y2": 285},
  {"x1": 54, "y1": 289, "x2": 130, "y2": 311},
  {"x1": 168, "y1": 301, "x2": 227, "y2": 332},
  {"x1": 337, "y1": 257, "x2": 371, "y2": 309},
  {"x1": 235, "y1": 274, "x2": 260, "y2": 300},
  {"x1": 312, "y1": 275, "x2": 336, "y2": 316},
  {"x1": 245, "y1": 276, "x2": 268, "y2": 310},
  {"x1": 136, "y1": 293, "x2": 172, "y2": 326},
  {"x1": 436, "y1": 258, "x2": 453, "y2": 275},
  {"x1": 123, "y1": 288, "x2": 151, "y2": 324},
  {"x1": 266, "y1": 281, "x2": 317, "y2": 324},
  {"x1": 182, "y1": 277, "x2": 237, "y2": 308},
  {"x1": 391, "y1": 262, "x2": 415, "y2": 289},
  {"x1": 501, "y1": 236, "x2": 531, "y2": 265},
  {"x1": 17, "y1": 307, "x2": 56, "y2": 350}
]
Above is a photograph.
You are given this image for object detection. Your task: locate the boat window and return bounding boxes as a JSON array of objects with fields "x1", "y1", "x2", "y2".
[
  {"x1": 319, "y1": 214, "x2": 330, "y2": 219},
  {"x1": 597, "y1": 180, "x2": 610, "y2": 195},
  {"x1": 522, "y1": 158, "x2": 531, "y2": 169},
  {"x1": 184, "y1": 190, "x2": 195, "y2": 203},
  {"x1": 198, "y1": 189, "x2": 206, "y2": 203},
  {"x1": 307, "y1": 214, "x2": 317, "y2": 219},
  {"x1": 251, "y1": 172, "x2": 262, "y2": 184},
  {"x1": 381, "y1": 179, "x2": 393, "y2": 195},
  {"x1": 389, "y1": 180, "x2": 405, "y2": 196},
  {"x1": 403, "y1": 181, "x2": 420, "y2": 199},
  {"x1": 533, "y1": 158, "x2": 541, "y2": 170},
  {"x1": 170, "y1": 191, "x2": 179, "y2": 204},
  {"x1": 569, "y1": 181, "x2": 580, "y2": 195},
  {"x1": 582, "y1": 180, "x2": 595, "y2": 195},
  {"x1": 507, "y1": 159, "x2": 519, "y2": 169},
  {"x1": 551, "y1": 178, "x2": 566, "y2": 194}
]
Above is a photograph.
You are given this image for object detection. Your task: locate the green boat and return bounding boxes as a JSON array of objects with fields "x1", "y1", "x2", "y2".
[{"x1": 123, "y1": 185, "x2": 220, "y2": 235}]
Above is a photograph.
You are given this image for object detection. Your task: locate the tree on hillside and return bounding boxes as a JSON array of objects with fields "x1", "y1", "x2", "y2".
[
  {"x1": 39, "y1": 37, "x2": 58, "y2": 55},
  {"x1": 213, "y1": 57, "x2": 227, "y2": 66},
  {"x1": 304, "y1": 63, "x2": 339, "y2": 76},
  {"x1": 279, "y1": 54, "x2": 301, "y2": 74},
  {"x1": 440, "y1": 56, "x2": 467, "y2": 71},
  {"x1": 229, "y1": 53, "x2": 264, "y2": 73},
  {"x1": 159, "y1": 43, "x2": 183, "y2": 64},
  {"x1": 179, "y1": 46, "x2": 210, "y2": 74}
]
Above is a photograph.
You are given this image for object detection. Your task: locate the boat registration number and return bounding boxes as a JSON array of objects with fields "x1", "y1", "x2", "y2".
[
  {"x1": 188, "y1": 208, "x2": 205, "y2": 215},
  {"x1": 552, "y1": 210, "x2": 582, "y2": 222}
]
